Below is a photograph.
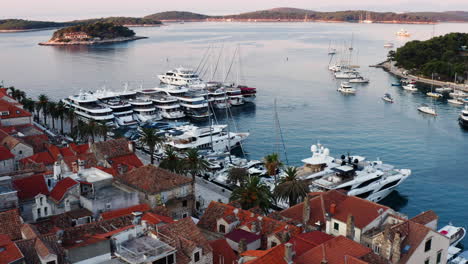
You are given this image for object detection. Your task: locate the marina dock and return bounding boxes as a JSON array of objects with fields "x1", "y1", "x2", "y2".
[{"x1": 379, "y1": 61, "x2": 468, "y2": 92}]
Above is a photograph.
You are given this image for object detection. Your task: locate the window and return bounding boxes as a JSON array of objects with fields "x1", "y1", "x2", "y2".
[
  {"x1": 425, "y1": 258, "x2": 430, "y2": 264},
  {"x1": 46, "y1": 261, "x2": 56, "y2": 264},
  {"x1": 374, "y1": 245, "x2": 380, "y2": 254},
  {"x1": 37, "y1": 208, "x2": 41, "y2": 218},
  {"x1": 194, "y1": 251, "x2": 200, "y2": 262},
  {"x1": 44, "y1": 207, "x2": 48, "y2": 216},
  {"x1": 425, "y1": 239, "x2": 432, "y2": 252},
  {"x1": 40, "y1": 197, "x2": 43, "y2": 205},
  {"x1": 182, "y1": 200, "x2": 188, "y2": 207},
  {"x1": 334, "y1": 222, "x2": 339, "y2": 231},
  {"x1": 436, "y1": 250, "x2": 442, "y2": 264},
  {"x1": 106, "y1": 203, "x2": 111, "y2": 210},
  {"x1": 219, "y1": 224, "x2": 226, "y2": 233},
  {"x1": 19, "y1": 150, "x2": 23, "y2": 155},
  {"x1": 167, "y1": 253, "x2": 175, "y2": 264}
]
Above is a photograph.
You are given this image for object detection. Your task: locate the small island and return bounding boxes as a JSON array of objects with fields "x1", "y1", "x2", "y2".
[{"x1": 38, "y1": 22, "x2": 147, "y2": 46}]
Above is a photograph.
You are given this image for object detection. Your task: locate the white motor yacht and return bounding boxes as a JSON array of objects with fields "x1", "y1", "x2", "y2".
[
  {"x1": 208, "y1": 88, "x2": 230, "y2": 109},
  {"x1": 225, "y1": 87, "x2": 244, "y2": 106},
  {"x1": 418, "y1": 104, "x2": 437, "y2": 116},
  {"x1": 62, "y1": 91, "x2": 114, "y2": 126},
  {"x1": 382, "y1": 93, "x2": 394, "y2": 103},
  {"x1": 459, "y1": 106, "x2": 468, "y2": 128},
  {"x1": 297, "y1": 143, "x2": 411, "y2": 203},
  {"x1": 450, "y1": 90, "x2": 468, "y2": 99},
  {"x1": 349, "y1": 77, "x2": 370, "y2": 83},
  {"x1": 157, "y1": 67, "x2": 205, "y2": 87},
  {"x1": 338, "y1": 82, "x2": 356, "y2": 94},
  {"x1": 396, "y1": 29, "x2": 410, "y2": 37},
  {"x1": 427, "y1": 92, "x2": 444, "y2": 98},
  {"x1": 151, "y1": 94, "x2": 186, "y2": 119},
  {"x1": 384, "y1": 42, "x2": 394, "y2": 48},
  {"x1": 175, "y1": 91, "x2": 211, "y2": 120},
  {"x1": 128, "y1": 99, "x2": 161, "y2": 123},
  {"x1": 403, "y1": 84, "x2": 418, "y2": 91},
  {"x1": 94, "y1": 89, "x2": 138, "y2": 127},
  {"x1": 335, "y1": 70, "x2": 361, "y2": 79},
  {"x1": 448, "y1": 99, "x2": 464, "y2": 106},
  {"x1": 435, "y1": 86, "x2": 453, "y2": 93},
  {"x1": 165, "y1": 124, "x2": 249, "y2": 152},
  {"x1": 439, "y1": 224, "x2": 466, "y2": 246},
  {"x1": 238, "y1": 86, "x2": 256, "y2": 103}
]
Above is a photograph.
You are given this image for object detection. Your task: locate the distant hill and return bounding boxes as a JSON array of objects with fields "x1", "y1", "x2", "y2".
[
  {"x1": 51, "y1": 22, "x2": 135, "y2": 41},
  {"x1": 0, "y1": 19, "x2": 69, "y2": 31},
  {"x1": 70, "y1": 17, "x2": 162, "y2": 26},
  {"x1": 144, "y1": 11, "x2": 209, "y2": 21}
]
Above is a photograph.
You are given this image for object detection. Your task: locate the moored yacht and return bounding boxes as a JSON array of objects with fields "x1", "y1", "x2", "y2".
[
  {"x1": 349, "y1": 76, "x2": 370, "y2": 83},
  {"x1": 439, "y1": 224, "x2": 466, "y2": 246},
  {"x1": 458, "y1": 106, "x2": 468, "y2": 128},
  {"x1": 335, "y1": 70, "x2": 361, "y2": 79},
  {"x1": 238, "y1": 86, "x2": 256, "y2": 103},
  {"x1": 225, "y1": 87, "x2": 244, "y2": 106},
  {"x1": 382, "y1": 93, "x2": 394, "y2": 103},
  {"x1": 403, "y1": 84, "x2": 418, "y2": 91},
  {"x1": 165, "y1": 124, "x2": 249, "y2": 152},
  {"x1": 338, "y1": 82, "x2": 356, "y2": 94},
  {"x1": 396, "y1": 29, "x2": 410, "y2": 37},
  {"x1": 418, "y1": 103, "x2": 437, "y2": 116},
  {"x1": 94, "y1": 89, "x2": 138, "y2": 127},
  {"x1": 175, "y1": 91, "x2": 211, "y2": 120},
  {"x1": 157, "y1": 67, "x2": 205, "y2": 87},
  {"x1": 128, "y1": 99, "x2": 161, "y2": 123},
  {"x1": 150, "y1": 94, "x2": 185, "y2": 120},
  {"x1": 62, "y1": 92, "x2": 114, "y2": 125},
  {"x1": 297, "y1": 143, "x2": 411, "y2": 203},
  {"x1": 208, "y1": 88, "x2": 230, "y2": 109}
]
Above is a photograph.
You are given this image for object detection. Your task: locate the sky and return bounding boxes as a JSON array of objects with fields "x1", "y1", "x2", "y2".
[{"x1": 1, "y1": 0, "x2": 468, "y2": 21}]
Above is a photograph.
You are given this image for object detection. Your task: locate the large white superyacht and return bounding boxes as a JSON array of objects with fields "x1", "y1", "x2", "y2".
[
  {"x1": 297, "y1": 143, "x2": 411, "y2": 202},
  {"x1": 127, "y1": 98, "x2": 162, "y2": 123},
  {"x1": 93, "y1": 89, "x2": 138, "y2": 127},
  {"x1": 136, "y1": 89, "x2": 185, "y2": 120},
  {"x1": 157, "y1": 67, "x2": 205, "y2": 87},
  {"x1": 62, "y1": 91, "x2": 114, "y2": 125}
]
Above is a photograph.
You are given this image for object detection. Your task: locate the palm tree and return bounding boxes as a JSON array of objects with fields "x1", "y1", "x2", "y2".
[
  {"x1": 21, "y1": 98, "x2": 35, "y2": 115},
  {"x1": 34, "y1": 102, "x2": 42, "y2": 123},
  {"x1": 7, "y1": 86, "x2": 16, "y2": 97},
  {"x1": 97, "y1": 122, "x2": 109, "y2": 141},
  {"x1": 230, "y1": 176, "x2": 272, "y2": 213},
  {"x1": 56, "y1": 101, "x2": 66, "y2": 134},
  {"x1": 37, "y1": 94, "x2": 49, "y2": 125},
  {"x1": 139, "y1": 127, "x2": 164, "y2": 164},
  {"x1": 184, "y1": 148, "x2": 209, "y2": 180},
  {"x1": 274, "y1": 166, "x2": 308, "y2": 207},
  {"x1": 263, "y1": 153, "x2": 283, "y2": 185},
  {"x1": 47, "y1": 102, "x2": 57, "y2": 130},
  {"x1": 66, "y1": 108, "x2": 76, "y2": 134},
  {"x1": 77, "y1": 120, "x2": 89, "y2": 141},
  {"x1": 159, "y1": 146, "x2": 184, "y2": 173},
  {"x1": 227, "y1": 167, "x2": 249, "y2": 187},
  {"x1": 87, "y1": 121, "x2": 98, "y2": 142}
]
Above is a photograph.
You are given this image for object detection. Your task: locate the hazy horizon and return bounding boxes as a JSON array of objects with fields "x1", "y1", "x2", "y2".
[{"x1": 2, "y1": 0, "x2": 468, "y2": 21}]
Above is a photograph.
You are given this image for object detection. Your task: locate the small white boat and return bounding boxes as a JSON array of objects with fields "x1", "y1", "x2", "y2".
[
  {"x1": 448, "y1": 99, "x2": 464, "y2": 106},
  {"x1": 451, "y1": 250, "x2": 468, "y2": 264},
  {"x1": 439, "y1": 224, "x2": 466, "y2": 247},
  {"x1": 418, "y1": 104, "x2": 437, "y2": 116},
  {"x1": 403, "y1": 84, "x2": 418, "y2": 91},
  {"x1": 450, "y1": 90, "x2": 468, "y2": 99},
  {"x1": 349, "y1": 77, "x2": 370, "y2": 83},
  {"x1": 436, "y1": 87, "x2": 453, "y2": 93},
  {"x1": 384, "y1": 42, "x2": 394, "y2": 48},
  {"x1": 427, "y1": 92, "x2": 443, "y2": 98},
  {"x1": 396, "y1": 29, "x2": 410, "y2": 37},
  {"x1": 338, "y1": 82, "x2": 356, "y2": 94},
  {"x1": 382, "y1": 93, "x2": 394, "y2": 103},
  {"x1": 328, "y1": 48, "x2": 337, "y2": 55}
]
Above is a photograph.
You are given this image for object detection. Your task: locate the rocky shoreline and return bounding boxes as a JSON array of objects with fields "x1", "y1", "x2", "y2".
[{"x1": 38, "y1": 36, "x2": 147, "y2": 46}]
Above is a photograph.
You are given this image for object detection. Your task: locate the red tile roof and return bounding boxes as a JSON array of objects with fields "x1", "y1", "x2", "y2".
[
  {"x1": 410, "y1": 210, "x2": 438, "y2": 226},
  {"x1": 332, "y1": 196, "x2": 389, "y2": 229},
  {"x1": 392, "y1": 220, "x2": 432, "y2": 264},
  {"x1": 244, "y1": 244, "x2": 287, "y2": 264},
  {"x1": 288, "y1": 231, "x2": 333, "y2": 257},
  {"x1": 0, "y1": 209, "x2": 23, "y2": 241},
  {"x1": 0, "y1": 145, "x2": 14, "y2": 161},
  {"x1": 210, "y1": 239, "x2": 238, "y2": 264},
  {"x1": 115, "y1": 165, "x2": 192, "y2": 194},
  {"x1": 13, "y1": 174, "x2": 49, "y2": 200},
  {"x1": 0, "y1": 99, "x2": 32, "y2": 119},
  {"x1": 20, "y1": 152, "x2": 55, "y2": 166},
  {"x1": 225, "y1": 229, "x2": 261, "y2": 243},
  {"x1": 92, "y1": 138, "x2": 132, "y2": 159},
  {"x1": 141, "y1": 212, "x2": 174, "y2": 225},
  {"x1": 47, "y1": 144, "x2": 61, "y2": 160},
  {"x1": 0, "y1": 234, "x2": 24, "y2": 264},
  {"x1": 295, "y1": 236, "x2": 372, "y2": 264},
  {"x1": 49, "y1": 177, "x2": 79, "y2": 203},
  {"x1": 100, "y1": 204, "x2": 151, "y2": 220},
  {"x1": 22, "y1": 134, "x2": 48, "y2": 153},
  {"x1": 109, "y1": 153, "x2": 144, "y2": 171},
  {"x1": 69, "y1": 143, "x2": 89, "y2": 155}
]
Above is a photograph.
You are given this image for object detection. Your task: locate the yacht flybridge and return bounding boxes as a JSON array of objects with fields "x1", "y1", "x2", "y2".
[
  {"x1": 165, "y1": 124, "x2": 249, "y2": 152},
  {"x1": 128, "y1": 99, "x2": 162, "y2": 123},
  {"x1": 93, "y1": 88, "x2": 138, "y2": 127},
  {"x1": 158, "y1": 67, "x2": 205, "y2": 87},
  {"x1": 62, "y1": 92, "x2": 114, "y2": 125},
  {"x1": 297, "y1": 143, "x2": 411, "y2": 202}
]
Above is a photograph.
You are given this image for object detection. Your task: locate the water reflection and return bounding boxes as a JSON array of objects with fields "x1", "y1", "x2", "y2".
[{"x1": 380, "y1": 190, "x2": 409, "y2": 211}]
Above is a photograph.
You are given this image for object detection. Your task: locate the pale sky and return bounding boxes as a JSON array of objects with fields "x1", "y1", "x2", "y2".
[{"x1": 1, "y1": 0, "x2": 468, "y2": 21}]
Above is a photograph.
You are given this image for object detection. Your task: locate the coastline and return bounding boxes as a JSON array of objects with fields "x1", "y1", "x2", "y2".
[
  {"x1": 380, "y1": 61, "x2": 468, "y2": 92},
  {"x1": 38, "y1": 36, "x2": 147, "y2": 46},
  {"x1": 0, "y1": 27, "x2": 59, "y2": 33}
]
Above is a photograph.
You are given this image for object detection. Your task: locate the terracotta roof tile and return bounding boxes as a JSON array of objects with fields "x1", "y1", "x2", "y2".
[
  {"x1": 14, "y1": 239, "x2": 40, "y2": 264},
  {"x1": 92, "y1": 138, "x2": 132, "y2": 159},
  {"x1": 49, "y1": 177, "x2": 79, "y2": 203},
  {"x1": 288, "y1": 231, "x2": 334, "y2": 257},
  {"x1": 22, "y1": 134, "x2": 48, "y2": 153},
  {"x1": 0, "y1": 209, "x2": 23, "y2": 241},
  {"x1": 0, "y1": 145, "x2": 14, "y2": 161},
  {"x1": 392, "y1": 220, "x2": 432, "y2": 264},
  {"x1": 0, "y1": 99, "x2": 32, "y2": 119},
  {"x1": 210, "y1": 239, "x2": 237, "y2": 264},
  {"x1": 295, "y1": 236, "x2": 372, "y2": 264},
  {"x1": 100, "y1": 204, "x2": 151, "y2": 220},
  {"x1": 141, "y1": 212, "x2": 174, "y2": 225},
  {"x1": 1, "y1": 135, "x2": 21, "y2": 150},
  {"x1": 115, "y1": 165, "x2": 192, "y2": 194},
  {"x1": 109, "y1": 153, "x2": 144, "y2": 171},
  {"x1": 410, "y1": 210, "x2": 438, "y2": 226},
  {"x1": 244, "y1": 244, "x2": 287, "y2": 264},
  {"x1": 20, "y1": 152, "x2": 55, "y2": 167},
  {"x1": 32, "y1": 209, "x2": 93, "y2": 235},
  {"x1": 225, "y1": 229, "x2": 261, "y2": 243},
  {"x1": 0, "y1": 234, "x2": 24, "y2": 264},
  {"x1": 12, "y1": 174, "x2": 49, "y2": 200}
]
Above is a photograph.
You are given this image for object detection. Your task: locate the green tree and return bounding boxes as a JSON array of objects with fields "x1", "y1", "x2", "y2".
[
  {"x1": 159, "y1": 146, "x2": 184, "y2": 173},
  {"x1": 87, "y1": 120, "x2": 98, "y2": 142},
  {"x1": 77, "y1": 120, "x2": 89, "y2": 141},
  {"x1": 230, "y1": 176, "x2": 272, "y2": 213},
  {"x1": 47, "y1": 102, "x2": 57, "y2": 130},
  {"x1": 184, "y1": 148, "x2": 209, "y2": 180},
  {"x1": 97, "y1": 122, "x2": 109, "y2": 141},
  {"x1": 263, "y1": 153, "x2": 282, "y2": 185},
  {"x1": 56, "y1": 101, "x2": 66, "y2": 134},
  {"x1": 66, "y1": 108, "x2": 76, "y2": 134},
  {"x1": 139, "y1": 127, "x2": 164, "y2": 164},
  {"x1": 227, "y1": 167, "x2": 249, "y2": 187},
  {"x1": 37, "y1": 94, "x2": 49, "y2": 125},
  {"x1": 274, "y1": 166, "x2": 308, "y2": 207}
]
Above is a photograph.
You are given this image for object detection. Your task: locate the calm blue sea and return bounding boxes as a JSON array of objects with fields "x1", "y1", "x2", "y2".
[{"x1": 1, "y1": 22, "x2": 468, "y2": 243}]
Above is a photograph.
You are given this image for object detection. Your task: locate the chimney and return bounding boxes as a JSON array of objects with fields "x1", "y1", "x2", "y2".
[
  {"x1": 128, "y1": 141, "x2": 135, "y2": 153},
  {"x1": 71, "y1": 161, "x2": 78, "y2": 173},
  {"x1": 330, "y1": 203, "x2": 336, "y2": 215},
  {"x1": 53, "y1": 162, "x2": 61, "y2": 180},
  {"x1": 346, "y1": 214, "x2": 355, "y2": 240},
  {"x1": 391, "y1": 232, "x2": 401, "y2": 263},
  {"x1": 132, "y1": 211, "x2": 143, "y2": 225},
  {"x1": 284, "y1": 243, "x2": 294, "y2": 264},
  {"x1": 78, "y1": 159, "x2": 85, "y2": 171},
  {"x1": 117, "y1": 164, "x2": 126, "y2": 175},
  {"x1": 238, "y1": 238, "x2": 247, "y2": 254},
  {"x1": 302, "y1": 196, "x2": 310, "y2": 227}
]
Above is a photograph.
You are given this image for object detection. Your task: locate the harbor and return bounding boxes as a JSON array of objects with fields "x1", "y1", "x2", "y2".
[{"x1": 1, "y1": 21, "x2": 468, "y2": 247}]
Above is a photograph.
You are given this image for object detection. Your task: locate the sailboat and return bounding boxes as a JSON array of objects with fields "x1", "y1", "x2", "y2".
[
  {"x1": 427, "y1": 74, "x2": 443, "y2": 98},
  {"x1": 418, "y1": 76, "x2": 437, "y2": 116}
]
